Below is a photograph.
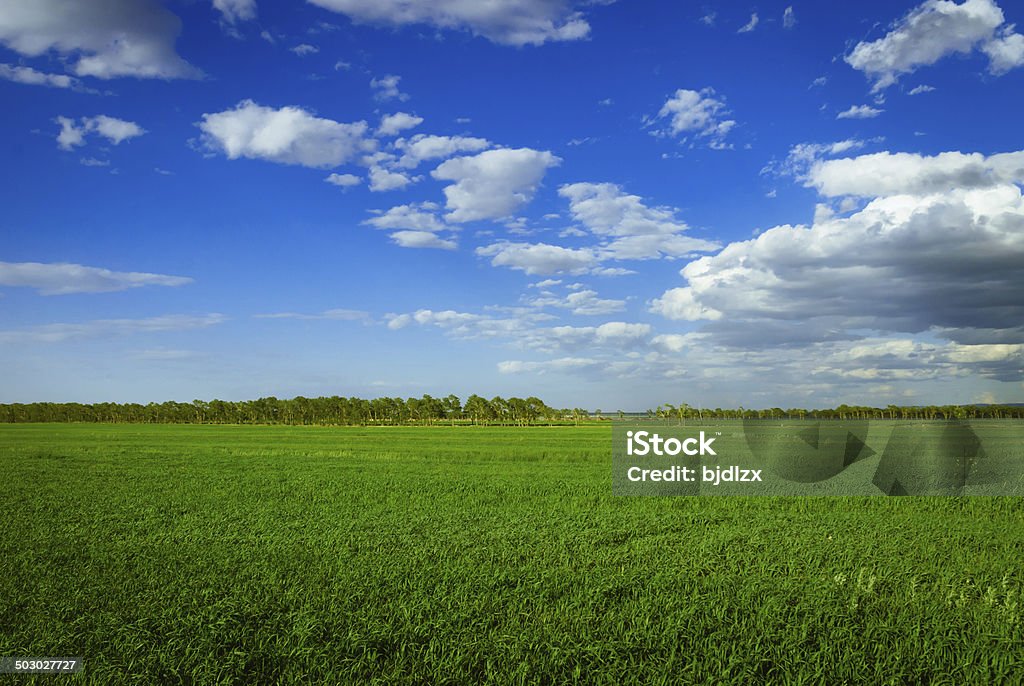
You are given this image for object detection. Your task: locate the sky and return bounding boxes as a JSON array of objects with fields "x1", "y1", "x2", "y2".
[{"x1": 1, "y1": 0, "x2": 1023, "y2": 410}]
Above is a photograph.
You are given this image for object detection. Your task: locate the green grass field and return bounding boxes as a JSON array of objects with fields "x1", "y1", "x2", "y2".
[{"x1": 1, "y1": 423, "x2": 1022, "y2": 684}]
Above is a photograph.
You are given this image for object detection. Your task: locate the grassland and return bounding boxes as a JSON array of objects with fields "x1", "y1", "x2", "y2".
[{"x1": 1, "y1": 423, "x2": 1022, "y2": 684}]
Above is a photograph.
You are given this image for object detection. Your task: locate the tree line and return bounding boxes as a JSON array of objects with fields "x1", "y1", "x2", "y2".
[
  {"x1": 1, "y1": 396, "x2": 1022, "y2": 425},
  {"x1": 644, "y1": 402, "x2": 1024, "y2": 422}
]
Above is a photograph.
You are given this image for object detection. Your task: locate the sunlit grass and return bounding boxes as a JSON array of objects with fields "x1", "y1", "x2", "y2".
[{"x1": 1, "y1": 424, "x2": 1021, "y2": 683}]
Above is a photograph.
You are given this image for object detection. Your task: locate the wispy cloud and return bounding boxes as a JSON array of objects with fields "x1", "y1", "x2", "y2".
[
  {"x1": 0, "y1": 314, "x2": 225, "y2": 344},
  {"x1": 0, "y1": 261, "x2": 192, "y2": 295}
]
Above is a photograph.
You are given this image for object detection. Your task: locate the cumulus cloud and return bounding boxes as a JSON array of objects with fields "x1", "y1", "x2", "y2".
[
  {"x1": 549, "y1": 321, "x2": 652, "y2": 348},
  {"x1": 56, "y1": 115, "x2": 146, "y2": 150},
  {"x1": 306, "y1": 0, "x2": 597, "y2": 46},
  {"x1": 651, "y1": 148, "x2": 1024, "y2": 378},
  {"x1": 528, "y1": 288, "x2": 626, "y2": 315},
  {"x1": 837, "y1": 104, "x2": 884, "y2": 119},
  {"x1": 368, "y1": 165, "x2": 418, "y2": 191},
  {"x1": 290, "y1": 43, "x2": 319, "y2": 56},
  {"x1": 0, "y1": 261, "x2": 192, "y2": 295},
  {"x1": 0, "y1": 63, "x2": 80, "y2": 89},
  {"x1": 376, "y1": 112, "x2": 423, "y2": 137},
  {"x1": 476, "y1": 242, "x2": 597, "y2": 275},
  {"x1": 845, "y1": 0, "x2": 1024, "y2": 91},
  {"x1": 476, "y1": 183, "x2": 719, "y2": 276},
  {"x1": 650, "y1": 333, "x2": 698, "y2": 353},
  {"x1": 983, "y1": 24, "x2": 1024, "y2": 73},
  {"x1": 389, "y1": 306, "x2": 653, "y2": 356},
  {"x1": 390, "y1": 230, "x2": 457, "y2": 250},
  {"x1": 370, "y1": 74, "x2": 408, "y2": 101},
  {"x1": 908, "y1": 84, "x2": 936, "y2": 94},
  {"x1": 0, "y1": 314, "x2": 224, "y2": 344},
  {"x1": 363, "y1": 202, "x2": 445, "y2": 231},
  {"x1": 363, "y1": 202, "x2": 453, "y2": 248},
  {"x1": 0, "y1": 0, "x2": 199, "y2": 79},
  {"x1": 783, "y1": 6, "x2": 796, "y2": 29},
  {"x1": 649, "y1": 287, "x2": 722, "y2": 321},
  {"x1": 649, "y1": 88, "x2": 736, "y2": 149},
  {"x1": 432, "y1": 148, "x2": 560, "y2": 222},
  {"x1": 804, "y1": 149, "x2": 1024, "y2": 197},
  {"x1": 560, "y1": 182, "x2": 720, "y2": 259},
  {"x1": 196, "y1": 100, "x2": 372, "y2": 168},
  {"x1": 213, "y1": 0, "x2": 257, "y2": 23},
  {"x1": 394, "y1": 134, "x2": 491, "y2": 168},
  {"x1": 325, "y1": 172, "x2": 361, "y2": 187}
]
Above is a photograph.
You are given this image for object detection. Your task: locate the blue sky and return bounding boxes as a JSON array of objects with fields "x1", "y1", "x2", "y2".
[{"x1": 2, "y1": 0, "x2": 1023, "y2": 410}]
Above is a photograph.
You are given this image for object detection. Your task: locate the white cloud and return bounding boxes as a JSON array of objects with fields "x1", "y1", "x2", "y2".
[
  {"x1": 290, "y1": 43, "x2": 319, "y2": 56},
  {"x1": 561, "y1": 182, "x2": 687, "y2": 237},
  {"x1": 700, "y1": 12, "x2": 716, "y2": 26},
  {"x1": 213, "y1": 0, "x2": 257, "y2": 23},
  {"x1": 376, "y1": 112, "x2": 423, "y2": 137},
  {"x1": 650, "y1": 88, "x2": 736, "y2": 148},
  {"x1": 579, "y1": 321, "x2": 651, "y2": 345},
  {"x1": 530, "y1": 288, "x2": 626, "y2": 315},
  {"x1": 255, "y1": 308, "x2": 367, "y2": 320},
  {"x1": 908, "y1": 84, "x2": 936, "y2": 94},
  {"x1": 56, "y1": 115, "x2": 146, "y2": 150},
  {"x1": 983, "y1": 24, "x2": 1024, "y2": 73},
  {"x1": 432, "y1": 148, "x2": 560, "y2": 222},
  {"x1": 364, "y1": 202, "x2": 444, "y2": 231},
  {"x1": 845, "y1": 0, "x2": 1023, "y2": 91},
  {"x1": 783, "y1": 6, "x2": 796, "y2": 29},
  {"x1": 80, "y1": 157, "x2": 110, "y2": 167},
  {"x1": 738, "y1": 13, "x2": 759, "y2": 33},
  {"x1": 386, "y1": 314, "x2": 413, "y2": 329},
  {"x1": 476, "y1": 241, "x2": 597, "y2": 275},
  {"x1": 651, "y1": 155, "x2": 1024, "y2": 366},
  {"x1": 56, "y1": 117, "x2": 85, "y2": 150},
  {"x1": 837, "y1": 104, "x2": 884, "y2": 119},
  {"x1": 764, "y1": 139, "x2": 870, "y2": 179},
  {"x1": 91, "y1": 114, "x2": 146, "y2": 142},
  {"x1": 325, "y1": 172, "x2": 361, "y2": 187},
  {"x1": 498, "y1": 357, "x2": 600, "y2": 374},
  {"x1": 649, "y1": 287, "x2": 722, "y2": 321},
  {"x1": 0, "y1": 0, "x2": 199, "y2": 79},
  {"x1": 370, "y1": 74, "x2": 408, "y2": 101},
  {"x1": 0, "y1": 63, "x2": 78, "y2": 89},
  {"x1": 560, "y1": 182, "x2": 720, "y2": 259},
  {"x1": 0, "y1": 261, "x2": 192, "y2": 295},
  {"x1": 476, "y1": 183, "x2": 719, "y2": 276},
  {"x1": 306, "y1": 0, "x2": 596, "y2": 46},
  {"x1": 810, "y1": 76, "x2": 828, "y2": 87},
  {"x1": 805, "y1": 149, "x2": 1024, "y2": 197},
  {"x1": 394, "y1": 134, "x2": 492, "y2": 168},
  {"x1": 197, "y1": 100, "x2": 372, "y2": 168},
  {"x1": 0, "y1": 314, "x2": 224, "y2": 344},
  {"x1": 390, "y1": 230, "x2": 457, "y2": 250},
  {"x1": 650, "y1": 333, "x2": 697, "y2": 353},
  {"x1": 368, "y1": 165, "x2": 418, "y2": 191}
]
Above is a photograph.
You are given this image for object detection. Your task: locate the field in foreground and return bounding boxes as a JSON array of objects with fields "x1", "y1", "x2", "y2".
[{"x1": 1, "y1": 423, "x2": 1022, "y2": 684}]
